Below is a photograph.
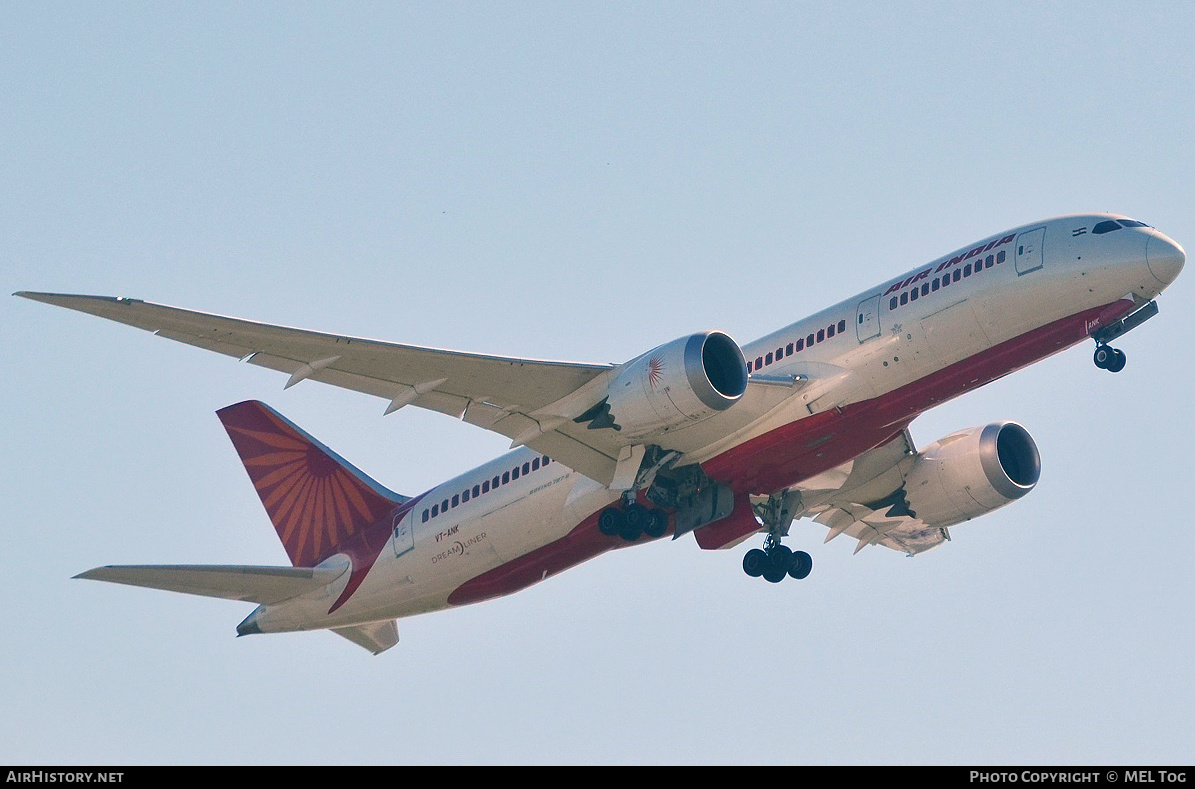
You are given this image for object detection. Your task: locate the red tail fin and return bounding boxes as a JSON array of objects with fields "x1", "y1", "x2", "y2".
[{"x1": 217, "y1": 401, "x2": 403, "y2": 567}]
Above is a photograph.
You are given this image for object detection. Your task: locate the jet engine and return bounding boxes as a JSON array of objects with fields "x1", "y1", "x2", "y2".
[
  {"x1": 580, "y1": 331, "x2": 748, "y2": 440},
  {"x1": 903, "y1": 422, "x2": 1041, "y2": 527}
]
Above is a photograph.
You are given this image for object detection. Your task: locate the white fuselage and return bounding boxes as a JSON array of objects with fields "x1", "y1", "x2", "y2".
[{"x1": 251, "y1": 214, "x2": 1184, "y2": 634}]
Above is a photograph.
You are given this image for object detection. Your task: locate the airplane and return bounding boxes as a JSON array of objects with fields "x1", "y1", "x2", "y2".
[{"x1": 16, "y1": 213, "x2": 1185, "y2": 654}]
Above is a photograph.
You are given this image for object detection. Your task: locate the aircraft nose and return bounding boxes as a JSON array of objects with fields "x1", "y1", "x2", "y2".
[{"x1": 1146, "y1": 231, "x2": 1186, "y2": 285}]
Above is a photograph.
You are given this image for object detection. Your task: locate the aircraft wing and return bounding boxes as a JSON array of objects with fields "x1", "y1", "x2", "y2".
[
  {"x1": 788, "y1": 430, "x2": 949, "y2": 556},
  {"x1": 16, "y1": 291, "x2": 628, "y2": 482}
]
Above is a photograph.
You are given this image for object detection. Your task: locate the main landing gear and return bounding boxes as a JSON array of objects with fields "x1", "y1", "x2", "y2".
[
  {"x1": 598, "y1": 501, "x2": 670, "y2": 542},
  {"x1": 743, "y1": 491, "x2": 812, "y2": 583},
  {"x1": 743, "y1": 536, "x2": 813, "y2": 584},
  {"x1": 1093, "y1": 344, "x2": 1127, "y2": 373}
]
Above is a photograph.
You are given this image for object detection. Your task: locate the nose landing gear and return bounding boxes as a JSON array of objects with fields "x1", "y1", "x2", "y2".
[{"x1": 1093, "y1": 344, "x2": 1127, "y2": 373}]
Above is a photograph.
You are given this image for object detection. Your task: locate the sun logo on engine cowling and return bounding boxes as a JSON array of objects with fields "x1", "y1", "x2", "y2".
[{"x1": 648, "y1": 355, "x2": 664, "y2": 389}]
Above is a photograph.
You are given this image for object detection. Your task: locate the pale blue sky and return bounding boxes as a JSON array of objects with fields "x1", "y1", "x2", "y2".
[{"x1": 3, "y1": 2, "x2": 1193, "y2": 764}]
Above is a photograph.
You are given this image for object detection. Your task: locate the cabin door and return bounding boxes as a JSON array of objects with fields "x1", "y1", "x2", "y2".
[{"x1": 856, "y1": 295, "x2": 881, "y2": 342}]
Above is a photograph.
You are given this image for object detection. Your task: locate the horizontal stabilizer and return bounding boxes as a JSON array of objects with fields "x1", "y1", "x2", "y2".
[
  {"x1": 332, "y1": 620, "x2": 399, "y2": 655},
  {"x1": 75, "y1": 564, "x2": 347, "y2": 605}
]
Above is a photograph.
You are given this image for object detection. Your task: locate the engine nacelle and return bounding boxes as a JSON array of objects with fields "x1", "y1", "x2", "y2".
[
  {"x1": 903, "y1": 422, "x2": 1041, "y2": 527},
  {"x1": 600, "y1": 331, "x2": 748, "y2": 440}
]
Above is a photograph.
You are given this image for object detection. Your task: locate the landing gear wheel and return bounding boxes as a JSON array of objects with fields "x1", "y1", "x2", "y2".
[
  {"x1": 644, "y1": 509, "x2": 669, "y2": 539},
  {"x1": 598, "y1": 507, "x2": 624, "y2": 537},
  {"x1": 1094, "y1": 345, "x2": 1113, "y2": 369},
  {"x1": 761, "y1": 544, "x2": 792, "y2": 583},
  {"x1": 743, "y1": 549, "x2": 768, "y2": 578},
  {"x1": 762, "y1": 563, "x2": 788, "y2": 583},
  {"x1": 787, "y1": 550, "x2": 813, "y2": 580},
  {"x1": 624, "y1": 503, "x2": 650, "y2": 533},
  {"x1": 1108, "y1": 348, "x2": 1127, "y2": 373}
]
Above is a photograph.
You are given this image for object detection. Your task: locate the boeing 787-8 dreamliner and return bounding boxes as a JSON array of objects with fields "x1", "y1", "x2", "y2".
[{"x1": 17, "y1": 213, "x2": 1184, "y2": 654}]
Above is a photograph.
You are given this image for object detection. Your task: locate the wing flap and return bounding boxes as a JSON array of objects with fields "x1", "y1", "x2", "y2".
[
  {"x1": 795, "y1": 431, "x2": 948, "y2": 556},
  {"x1": 75, "y1": 564, "x2": 347, "y2": 605}
]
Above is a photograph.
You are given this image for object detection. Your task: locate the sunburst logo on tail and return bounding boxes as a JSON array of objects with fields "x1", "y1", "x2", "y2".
[{"x1": 218, "y1": 401, "x2": 400, "y2": 568}]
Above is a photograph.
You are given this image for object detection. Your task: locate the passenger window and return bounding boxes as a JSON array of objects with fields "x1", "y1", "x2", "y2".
[
  {"x1": 462, "y1": 489, "x2": 470, "y2": 502},
  {"x1": 900, "y1": 292, "x2": 908, "y2": 305},
  {"x1": 473, "y1": 484, "x2": 480, "y2": 497},
  {"x1": 432, "y1": 504, "x2": 439, "y2": 517},
  {"x1": 817, "y1": 329, "x2": 825, "y2": 342},
  {"x1": 910, "y1": 288, "x2": 918, "y2": 301},
  {"x1": 837, "y1": 319, "x2": 846, "y2": 333},
  {"x1": 483, "y1": 480, "x2": 490, "y2": 493},
  {"x1": 807, "y1": 334, "x2": 815, "y2": 346},
  {"x1": 512, "y1": 467, "x2": 520, "y2": 480},
  {"x1": 441, "y1": 499, "x2": 448, "y2": 512},
  {"x1": 786, "y1": 343, "x2": 794, "y2": 355},
  {"x1": 422, "y1": 510, "x2": 429, "y2": 523},
  {"x1": 746, "y1": 361, "x2": 752, "y2": 373},
  {"x1": 766, "y1": 352, "x2": 773, "y2": 365},
  {"x1": 796, "y1": 338, "x2": 804, "y2": 351},
  {"x1": 827, "y1": 323, "x2": 836, "y2": 336},
  {"x1": 502, "y1": 471, "x2": 510, "y2": 484},
  {"x1": 953, "y1": 269, "x2": 961, "y2": 282},
  {"x1": 522, "y1": 462, "x2": 530, "y2": 475},
  {"x1": 890, "y1": 297, "x2": 898, "y2": 310},
  {"x1": 452, "y1": 494, "x2": 459, "y2": 507},
  {"x1": 986, "y1": 254, "x2": 994, "y2": 268},
  {"x1": 997, "y1": 250, "x2": 1006, "y2": 264},
  {"x1": 532, "y1": 458, "x2": 540, "y2": 471},
  {"x1": 756, "y1": 356, "x2": 763, "y2": 369},
  {"x1": 932, "y1": 278, "x2": 939, "y2": 291},
  {"x1": 964, "y1": 263, "x2": 972, "y2": 277}
]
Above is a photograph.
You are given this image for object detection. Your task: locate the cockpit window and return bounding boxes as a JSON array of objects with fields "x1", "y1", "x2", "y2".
[
  {"x1": 1118, "y1": 219, "x2": 1149, "y2": 228},
  {"x1": 1092, "y1": 220, "x2": 1122, "y2": 234}
]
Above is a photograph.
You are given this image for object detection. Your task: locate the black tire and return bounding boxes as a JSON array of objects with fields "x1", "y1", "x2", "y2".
[
  {"x1": 768, "y1": 544, "x2": 793, "y2": 570},
  {"x1": 1094, "y1": 346, "x2": 1112, "y2": 369},
  {"x1": 762, "y1": 545, "x2": 792, "y2": 583},
  {"x1": 598, "y1": 507, "x2": 623, "y2": 537},
  {"x1": 762, "y1": 563, "x2": 788, "y2": 583},
  {"x1": 644, "y1": 509, "x2": 669, "y2": 539},
  {"x1": 787, "y1": 550, "x2": 813, "y2": 580},
  {"x1": 743, "y1": 549, "x2": 768, "y2": 578},
  {"x1": 624, "y1": 503, "x2": 650, "y2": 531},
  {"x1": 1108, "y1": 349, "x2": 1127, "y2": 373},
  {"x1": 619, "y1": 518, "x2": 642, "y2": 542}
]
